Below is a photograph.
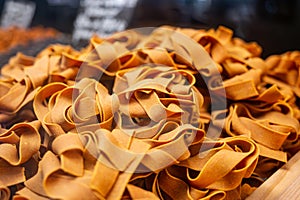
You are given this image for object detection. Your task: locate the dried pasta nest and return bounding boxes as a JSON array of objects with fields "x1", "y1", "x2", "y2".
[{"x1": 0, "y1": 26, "x2": 299, "y2": 200}]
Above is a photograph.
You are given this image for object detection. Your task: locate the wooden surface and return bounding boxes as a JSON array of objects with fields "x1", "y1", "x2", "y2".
[{"x1": 247, "y1": 150, "x2": 300, "y2": 200}]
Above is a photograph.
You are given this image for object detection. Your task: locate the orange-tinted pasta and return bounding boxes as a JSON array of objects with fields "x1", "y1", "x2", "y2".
[{"x1": 0, "y1": 26, "x2": 299, "y2": 200}]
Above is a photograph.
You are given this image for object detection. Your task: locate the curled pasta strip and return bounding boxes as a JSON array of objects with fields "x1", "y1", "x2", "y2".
[
  {"x1": 266, "y1": 51, "x2": 300, "y2": 94},
  {"x1": 113, "y1": 65, "x2": 203, "y2": 127},
  {"x1": 15, "y1": 133, "x2": 107, "y2": 199},
  {"x1": 51, "y1": 133, "x2": 85, "y2": 176},
  {"x1": 186, "y1": 137, "x2": 259, "y2": 190},
  {"x1": 0, "y1": 185, "x2": 10, "y2": 200},
  {"x1": 73, "y1": 78, "x2": 115, "y2": 131},
  {"x1": 38, "y1": 46, "x2": 81, "y2": 83},
  {"x1": 18, "y1": 151, "x2": 100, "y2": 200},
  {"x1": 153, "y1": 168, "x2": 226, "y2": 200},
  {"x1": 0, "y1": 120, "x2": 40, "y2": 166},
  {"x1": 33, "y1": 78, "x2": 114, "y2": 136},
  {"x1": 106, "y1": 30, "x2": 142, "y2": 50},
  {"x1": 126, "y1": 184, "x2": 160, "y2": 200},
  {"x1": 2, "y1": 44, "x2": 81, "y2": 86},
  {"x1": 33, "y1": 82, "x2": 69, "y2": 136},
  {"x1": 262, "y1": 75, "x2": 300, "y2": 123},
  {"x1": 89, "y1": 128, "x2": 153, "y2": 199},
  {"x1": 87, "y1": 126, "x2": 204, "y2": 199},
  {"x1": 181, "y1": 26, "x2": 264, "y2": 78},
  {"x1": 138, "y1": 28, "x2": 222, "y2": 77},
  {"x1": 0, "y1": 44, "x2": 83, "y2": 125},
  {"x1": 79, "y1": 26, "x2": 230, "y2": 82},
  {"x1": 224, "y1": 102, "x2": 299, "y2": 162},
  {"x1": 0, "y1": 120, "x2": 40, "y2": 192},
  {"x1": 0, "y1": 165, "x2": 24, "y2": 191},
  {"x1": 0, "y1": 54, "x2": 36, "y2": 124},
  {"x1": 82, "y1": 39, "x2": 209, "y2": 78},
  {"x1": 152, "y1": 136, "x2": 259, "y2": 199},
  {"x1": 1, "y1": 53, "x2": 35, "y2": 81},
  {"x1": 210, "y1": 69, "x2": 263, "y2": 100}
]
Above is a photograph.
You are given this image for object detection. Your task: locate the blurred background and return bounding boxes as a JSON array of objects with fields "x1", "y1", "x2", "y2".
[
  {"x1": 129, "y1": 0, "x2": 300, "y2": 58},
  {"x1": 0, "y1": 0, "x2": 299, "y2": 58}
]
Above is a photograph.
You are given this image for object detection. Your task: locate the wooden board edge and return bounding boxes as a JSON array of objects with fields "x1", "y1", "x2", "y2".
[{"x1": 247, "y1": 150, "x2": 300, "y2": 200}]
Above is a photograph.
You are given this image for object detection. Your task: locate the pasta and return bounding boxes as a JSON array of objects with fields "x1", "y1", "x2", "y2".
[
  {"x1": 0, "y1": 26, "x2": 58, "y2": 53},
  {"x1": 0, "y1": 25, "x2": 299, "y2": 200}
]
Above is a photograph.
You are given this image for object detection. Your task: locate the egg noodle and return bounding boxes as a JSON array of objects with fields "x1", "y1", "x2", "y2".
[{"x1": 0, "y1": 26, "x2": 299, "y2": 200}]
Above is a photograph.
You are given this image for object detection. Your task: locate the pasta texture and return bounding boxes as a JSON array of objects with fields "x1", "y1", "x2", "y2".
[
  {"x1": 0, "y1": 26, "x2": 58, "y2": 53},
  {"x1": 0, "y1": 26, "x2": 299, "y2": 200}
]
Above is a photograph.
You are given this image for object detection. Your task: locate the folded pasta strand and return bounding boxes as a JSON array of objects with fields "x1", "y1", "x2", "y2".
[{"x1": 0, "y1": 25, "x2": 298, "y2": 200}]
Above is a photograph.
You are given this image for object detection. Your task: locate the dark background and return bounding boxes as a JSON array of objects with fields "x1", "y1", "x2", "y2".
[
  {"x1": 0, "y1": 0, "x2": 299, "y2": 58},
  {"x1": 128, "y1": 0, "x2": 300, "y2": 58}
]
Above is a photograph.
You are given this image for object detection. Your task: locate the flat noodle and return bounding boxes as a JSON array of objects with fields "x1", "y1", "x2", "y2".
[
  {"x1": 224, "y1": 103, "x2": 298, "y2": 149},
  {"x1": 0, "y1": 185, "x2": 10, "y2": 200},
  {"x1": 151, "y1": 136, "x2": 258, "y2": 199},
  {"x1": 0, "y1": 25, "x2": 299, "y2": 200},
  {"x1": 266, "y1": 51, "x2": 300, "y2": 92}
]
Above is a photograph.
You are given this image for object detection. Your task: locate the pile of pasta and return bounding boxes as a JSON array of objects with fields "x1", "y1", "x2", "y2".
[
  {"x1": 0, "y1": 26, "x2": 58, "y2": 53},
  {"x1": 0, "y1": 26, "x2": 299, "y2": 200}
]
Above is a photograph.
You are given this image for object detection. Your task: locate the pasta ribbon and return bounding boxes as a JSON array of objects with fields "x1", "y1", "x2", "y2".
[{"x1": 0, "y1": 25, "x2": 298, "y2": 200}]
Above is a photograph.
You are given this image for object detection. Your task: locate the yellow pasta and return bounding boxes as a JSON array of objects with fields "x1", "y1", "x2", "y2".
[{"x1": 0, "y1": 25, "x2": 299, "y2": 200}]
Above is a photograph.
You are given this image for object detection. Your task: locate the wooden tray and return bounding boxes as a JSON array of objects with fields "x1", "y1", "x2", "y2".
[{"x1": 247, "y1": 150, "x2": 300, "y2": 200}]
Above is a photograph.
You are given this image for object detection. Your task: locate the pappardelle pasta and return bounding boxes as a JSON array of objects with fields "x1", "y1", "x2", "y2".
[{"x1": 0, "y1": 26, "x2": 299, "y2": 200}]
